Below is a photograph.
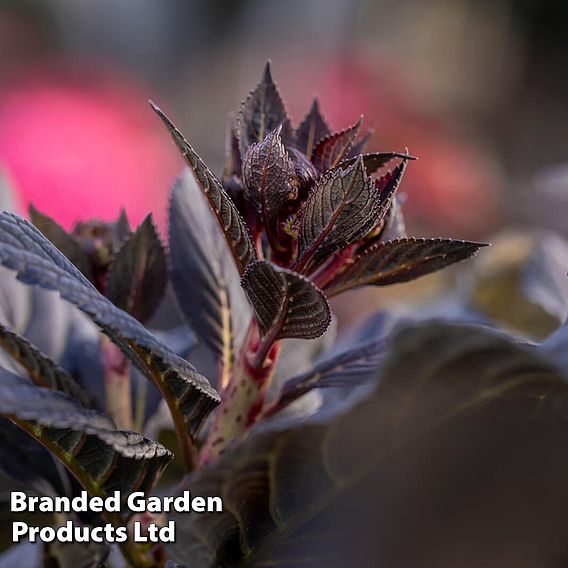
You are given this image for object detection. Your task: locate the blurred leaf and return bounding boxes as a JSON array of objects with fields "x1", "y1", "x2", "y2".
[
  {"x1": 29, "y1": 205, "x2": 93, "y2": 281},
  {"x1": 151, "y1": 102, "x2": 257, "y2": 276},
  {"x1": 379, "y1": 198, "x2": 407, "y2": 242},
  {"x1": 241, "y1": 261, "x2": 331, "y2": 340},
  {"x1": 541, "y1": 316, "x2": 568, "y2": 372},
  {"x1": 169, "y1": 323, "x2": 568, "y2": 567},
  {"x1": 169, "y1": 171, "x2": 251, "y2": 390},
  {"x1": 469, "y1": 233, "x2": 561, "y2": 339},
  {"x1": 0, "y1": 541, "x2": 43, "y2": 567},
  {"x1": 268, "y1": 337, "x2": 385, "y2": 417},
  {"x1": 326, "y1": 238, "x2": 486, "y2": 296},
  {"x1": 0, "y1": 213, "x2": 220, "y2": 442},
  {"x1": 106, "y1": 215, "x2": 167, "y2": 323},
  {"x1": 297, "y1": 156, "x2": 382, "y2": 268},
  {"x1": 236, "y1": 62, "x2": 291, "y2": 155},
  {"x1": 242, "y1": 126, "x2": 295, "y2": 225},
  {"x1": 0, "y1": 169, "x2": 17, "y2": 212},
  {"x1": 295, "y1": 98, "x2": 331, "y2": 157},
  {"x1": 522, "y1": 232, "x2": 568, "y2": 322},
  {"x1": 312, "y1": 117, "x2": 362, "y2": 171},
  {"x1": 0, "y1": 322, "x2": 90, "y2": 406},
  {"x1": 111, "y1": 209, "x2": 132, "y2": 251},
  {"x1": 0, "y1": 370, "x2": 172, "y2": 507},
  {"x1": 271, "y1": 319, "x2": 337, "y2": 389}
]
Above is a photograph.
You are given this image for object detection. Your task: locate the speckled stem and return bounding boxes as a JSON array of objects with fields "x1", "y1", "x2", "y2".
[
  {"x1": 199, "y1": 320, "x2": 280, "y2": 465},
  {"x1": 101, "y1": 336, "x2": 133, "y2": 430}
]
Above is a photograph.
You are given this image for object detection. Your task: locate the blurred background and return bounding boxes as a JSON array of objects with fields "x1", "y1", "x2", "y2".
[{"x1": 0, "y1": 0, "x2": 567, "y2": 326}]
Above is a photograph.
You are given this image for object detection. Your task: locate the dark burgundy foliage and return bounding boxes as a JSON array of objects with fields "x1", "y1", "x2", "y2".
[{"x1": 8, "y1": 63, "x2": 559, "y2": 568}]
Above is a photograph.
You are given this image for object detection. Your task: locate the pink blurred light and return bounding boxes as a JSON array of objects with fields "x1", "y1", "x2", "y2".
[{"x1": 0, "y1": 65, "x2": 179, "y2": 233}]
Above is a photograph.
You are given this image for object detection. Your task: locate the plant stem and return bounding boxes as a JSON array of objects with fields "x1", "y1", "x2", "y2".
[
  {"x1": 199, "y1": 320, "x2": 281, "y2": 465},
  {"x1": 133, "y1": 376, "x2": 147, "y2": 433},
  {"x1": 101, "y1": 336, "x2": 133, "y2": 430}
]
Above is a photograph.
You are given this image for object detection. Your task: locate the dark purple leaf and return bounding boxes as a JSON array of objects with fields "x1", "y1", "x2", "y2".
[
  {"x1": 269, "y1": 337, "x2": 385, "y2": 416},
  {"x1": 236, "y1": 62, "x2": 291, "y2": 155},
  {"x1": 312, "y1": 116, "x2": 362, "y2": 171},
  {"x1": 295, "y1": 98, "x2": 331, "y2": 157},
  {"x1": 345, "y1": 128, "x2": 374, "y2": 158},
  {"x1": 241, "y1": 261, "x2": 331, "y2": 340},
  {"x1": 111, "y1": 209, "x2": 132, "y2": 250},
  {"x1": 29, "y1": 205, "x2": 93, "y2": 281},
  {"x1": 288, "y1": 147, "x2": 318, "y2": 190},
  {"x1": 169, "y1": 323, "x2": 568, "y2": 567},
  {"x1": 0, "y1": 213, "x2": 220, "y2": 442},
  {"x1": 106, "y1": 215, "x2": 167, "y2": 323},
  {"x1": 150, "y1": 102, "x2": 256, "y2": 276},
  {"x1": 335, "y1": 152, "x2": 416, "y2": 176},
  {"x1": 0, "y1": 369, "x2": 171, "y2": 510},
  {"x1": 326, "y1": 238, "x2": 487, "y2": 296},
  {"x1": 0, "y1": 321, "x2": 90, "y2": 406},
  {"x1": 223, "y1": 119, "x2": 242, "y2": 181},
  {"x1": 169, "y1": 171, "x2": 251, "y2": 389},
  {"x1": 296, "y1": 155, "x2": 382, "y2": 269},
  {"x1": 242, "y1": 125, "x2": 295, "y2": 225},
  {"x1": 0, "y1": 417, "x2": 70, "y2": 496}
]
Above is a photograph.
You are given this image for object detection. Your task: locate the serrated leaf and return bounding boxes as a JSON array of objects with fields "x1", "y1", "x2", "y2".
[
  {"x1": 29, "y1": 205, "x2": 93, "y2": 281},
  {"x1": 335, "y1": 152, "x2": 416, "y2": 176},
  {"x1": 169, "y1": 171, "x2": 251, "y2": 390},
  {"x1": 288, "y1": 147, "x2": 318, "y2": 189},
  {"x1": 223, "y1": 120, "x2": 242, "y2": 181},
  {"x1": 326, "y1": 238, "x2": 486, "y2": 296},
  {"x1": 0, "y1": 321, "x2": 91, "y2": 406},
  {"x1": 0, "y1": 417, "x2": 71, "y2": 496},
  {"x1": 296, "y1": 155, "x2": 383, "y2": 269},
  {"x1": 169, "y1": 323, "x2": 568, "y2": 567},
  {"x1": 0, "y1": 213, "x2": 219, "y2": 457},
  {"x1": 345, "y1": 128, "x2": 373, "y2": 158},
  {"x1": 106, "y1": 215, "x2": 167, "y2": 323},
  {"x1": 111, "y1": 209, "x2": 132, "y2": 250},
  {"x1": 242, "y1": 126, "x2": 295, "y2": 226},
  {"x1": 0, "y1": 369, "x2": 171, "y2": 510},
  {"x1": 150, "y1": 102, "x2": 256, "y2": 276},
  {"x1": 269, "y1": 338, "x2": 384, "y2": 416},
  {"x1": 295, "y1": 98, "x2": 331, "y2": 157},
  {"x1": 241, "y1": 261, "x2": 331, "y2": 340},
  {"x1": 236, "y1": 62, "x2": 291, "y2": 155},
  {"x1": 311, "y1": 117, "x2": 362, "y2": 171}
]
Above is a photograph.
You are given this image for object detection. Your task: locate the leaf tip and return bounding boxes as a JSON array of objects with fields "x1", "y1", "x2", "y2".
[{"x1": 262, "y1": 60, "x2": 274, "y2": 83}]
